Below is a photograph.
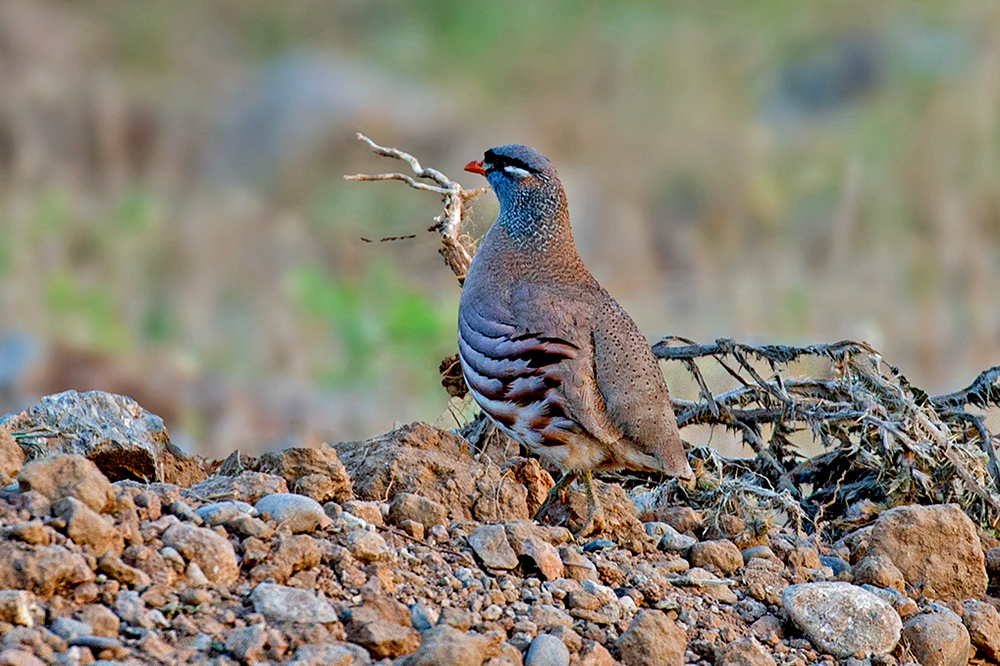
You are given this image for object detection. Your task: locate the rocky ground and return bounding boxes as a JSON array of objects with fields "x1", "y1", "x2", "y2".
[{"x1": 1, "y1": 393, "x2": 999, "y2": 666}]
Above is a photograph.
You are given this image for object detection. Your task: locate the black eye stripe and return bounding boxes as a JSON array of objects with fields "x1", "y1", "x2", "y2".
[{"x1": 484, "y1": 153, "x2": 536, "y2": 174}]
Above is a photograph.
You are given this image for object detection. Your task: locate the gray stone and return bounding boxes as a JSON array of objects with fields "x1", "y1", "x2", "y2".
[
  {"x1": 49, "y1": 617, "x2": 92, "y2": 640},
  {"x1": 225, "y1": 624, "x2": 268, "y2": 663},
  {"x1": 115, "y1": 590, "x2": 153, "y2": 628},
  {"x1": 250, "y1": 582, "x2": 339, "y2": 624},
  {"x1": 194, "y1": 500, "x2": 254, "y2": 525},
  {"x1": 290, "y1": 642, "x2": 371, "y2": 666},
  {"x1": 782, "y1": 582, "x2": 900, "y2": 657},
  {"x1": 468, "y1": 524, "x2": 518, "y2": 570},
  {"x1": 657, "y1": 525, "x2": 697, "y2": 553},
  {"x1": 525, "y1": 633, "x2": 570, "y2": 666},
  {"x1": 1, "y1": 390, "x2": 197, "y2": 483},
  {"x1": 410, "y1": 602, "x2": 440, "y2": 632},
  {"x1": 255, "y1": 493, "x2": 328, "y2": 533}
]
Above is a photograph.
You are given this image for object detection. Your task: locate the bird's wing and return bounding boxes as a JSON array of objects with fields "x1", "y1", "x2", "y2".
[
  {"x1": 502, "y1": 282, "x2": 624, "y2": 445},
  {"x1": 589, "y1": 293, "x2": 691, "y2": 477},
  {"x1": 458, "y1": 291, "x2": 587, "y2": 441}
]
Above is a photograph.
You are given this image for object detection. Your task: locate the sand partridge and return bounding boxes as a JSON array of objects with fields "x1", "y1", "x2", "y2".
[{"x1": 459, "y1": 144, "x2": 693, "y2": 533}]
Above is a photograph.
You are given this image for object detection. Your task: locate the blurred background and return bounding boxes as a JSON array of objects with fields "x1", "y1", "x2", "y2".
[{"x1": 1, "y1": 0, "x2": 998, "y2": 459}]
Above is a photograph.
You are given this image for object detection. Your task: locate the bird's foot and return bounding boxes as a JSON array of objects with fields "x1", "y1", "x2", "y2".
[
  {"x1": 572, "y1": 470, "x2": 605, "y2": 537},
  {"x1": 532, "y1": 472, "x2": 577, "y2": 523}
]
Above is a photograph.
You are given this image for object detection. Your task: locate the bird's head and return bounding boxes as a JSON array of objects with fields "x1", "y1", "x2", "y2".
[{"x1": 465, "y1": 145, "x2": 565, "y2": 241}]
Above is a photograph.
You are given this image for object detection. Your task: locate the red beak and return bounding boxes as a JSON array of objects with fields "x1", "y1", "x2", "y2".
[{"x1": 464, "y1": 160, "x2": 486, "y2": 176}]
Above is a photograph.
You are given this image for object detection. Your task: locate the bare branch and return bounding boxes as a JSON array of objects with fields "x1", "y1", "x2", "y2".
[{"x1": 345, "y1": 133, "x2": 487, "y2": 284}]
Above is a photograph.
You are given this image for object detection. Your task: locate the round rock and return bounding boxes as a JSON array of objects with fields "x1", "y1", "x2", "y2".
[
  {"x1": 902, "y1": 608, "x2": 970, "y2": 666},
  {"x1": 254, "y1": 493, "x2": 328, "y2": 533},
  {"x1": 782, "y1": 581, "x2": 901, "y2": 657},
  {"x1": 161, "y1": 523, "x2": 239, "y2": 584},
  {"x1": 526, "y1": 633, "x2": 570, "y2": 666},
  {"x1": 249, "y1": 582, "x2": 339, "y2": 624}
]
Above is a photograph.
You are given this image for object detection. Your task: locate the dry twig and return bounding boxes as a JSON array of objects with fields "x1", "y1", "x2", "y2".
[{"x1": 345, "y1": 133, "x2": 487, "y2": 284}]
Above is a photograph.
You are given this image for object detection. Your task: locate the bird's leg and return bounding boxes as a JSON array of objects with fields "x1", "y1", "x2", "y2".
[
  {"x1": 533, "y1": 471, "x2": 577, "y2": 522},
  {"x1": 574, "y1": 470, "x2": 605, "y2": 537}
]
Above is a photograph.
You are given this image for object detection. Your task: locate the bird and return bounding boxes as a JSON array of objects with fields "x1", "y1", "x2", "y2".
[{"x1": 458, "y1": 144, "x2": 693, "y2": 534}]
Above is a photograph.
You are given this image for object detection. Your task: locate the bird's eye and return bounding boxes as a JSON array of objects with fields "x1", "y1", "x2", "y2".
[{"x1": 503, "y1": 165, "x2": 531, "y2": 179}]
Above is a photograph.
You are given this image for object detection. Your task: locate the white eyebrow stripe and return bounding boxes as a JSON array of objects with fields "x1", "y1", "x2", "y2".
[{"x1": 503, "y1": 165, "x2": 531, "y2": 179}]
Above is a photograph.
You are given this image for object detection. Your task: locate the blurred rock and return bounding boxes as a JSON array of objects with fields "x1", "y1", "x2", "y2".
[
  {"x1": 250, "y1": 582, "x2": 340, "y2": 625},
  {"x1": 719, "y1": 637, "x2": 776, "y2": 666},
  {"x1": 865, "y1": 504, "x2": 986, "y2": 602},
  {"x1": 782, "y1": 582, "x2": 900, "y2": 657},
  {"x1": 961, "y1": 599, "x2": 1000, "y2": 661},
  {"x1": 291, "y1": 642, "x2": 370, "y2": 666},
  {"x1": 254, "y1": 493, "x2": 329, "y2": 533},
  {"x1": 17, "y1": 454, "x2": 114, "y2": 513},
  {"x1": 0, "y1": 590, "x2": 35, "y2": 626},
  {"x1": 0, "y1": 428, "x2": 23, "y2": 484},
  {"x1": 257, "y1": 446, "x2": 353, "y2": 504},
  {"x1": 525, "y1": 633, "x2": 569, "y2": 666},
  {"x1": 1, "y1": 390, "x2": 205, "y2": 485},
  {"x1": 185, "y1": 471, "x2": 288, "y2": 504},
  {"x1": 901, "y1": 608, "x2": 970, "y2": 666},
  {"x1": 334, "y1": 423, "x2": 529, "y2": 523},
  {"x1": 0, "y1": 541, "x2": 93, "y2": 598},
  {"x1": 161, "y1": 523, "x2": 239, "y2": 584},
  {"x1": 618, "y1": 610, "x2": 686, "y2": 666},
  {"x1": 343, "y1": 594, "x2": 420, "y2": 659},
  {"x1": 402, "y1": 625, "x2": 499, "y2": 666}
]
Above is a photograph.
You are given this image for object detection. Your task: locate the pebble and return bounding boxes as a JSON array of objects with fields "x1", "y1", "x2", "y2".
[
  {"x1": 519, "y1": 535, "x2": 564, "y2": 581},
  {"x1": 582, "y1": 539, "x2": 615, "y2": 552},
  {"x1": 719, "y1": 637, "x2": 777, "y2": 666},
  {"x1": 689, "y1": 539, "x2": 744, "y2": 574}
]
